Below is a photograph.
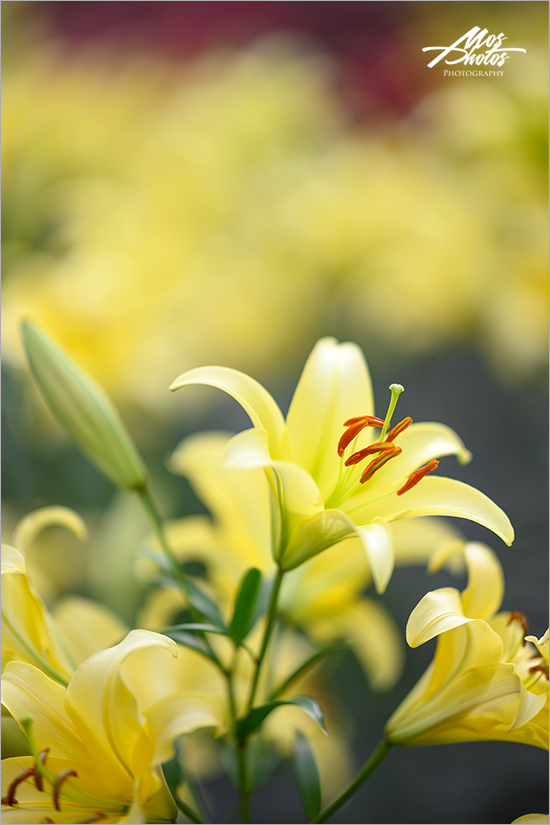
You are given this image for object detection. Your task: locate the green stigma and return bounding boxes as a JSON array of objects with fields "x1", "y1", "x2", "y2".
[{"x1": 380, "y1": 383, "x2": 405, "y2": 440}]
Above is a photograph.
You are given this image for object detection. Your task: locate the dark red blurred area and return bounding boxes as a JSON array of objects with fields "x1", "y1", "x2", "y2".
[{"x1": 26, "y1": 1, "x2": 437, "y2": 118}]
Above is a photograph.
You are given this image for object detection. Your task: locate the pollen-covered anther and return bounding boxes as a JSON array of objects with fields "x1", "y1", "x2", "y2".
[
  {"x1": 345, "y1": 441, "x2": 396, "y2": 466},
  {"x1": 360, "y1": 445, "x2": 402, "y2": 483},
  {"x1": 34, "y1": 748, "x2": 50, "y2": 792},
  {"x1": 529, "y1": 663, "x2": 549, "y2": 679},
  {"x1": 397, "y1": 459, "x2": 439, "y2": 496},
  {"x1": 338, "y1": 416, "x2": 385, "y2": 457},
  {"x1": 385, "y1": 416, "x2": 413, "y2": 442},
  {"x1": 3, "y1": 766, "x2": 36, "y2": 806},
  {"x1": 507, "y1": 611, "x2": 529, "y2": 642},
  {"x1": 53, "y1": 769, "x2": 78, "y2": 811}
]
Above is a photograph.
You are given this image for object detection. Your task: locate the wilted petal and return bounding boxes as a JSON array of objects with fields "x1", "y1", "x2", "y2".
[{"x1": 170, "y1": 366, "x2": 285, "y2": 455}]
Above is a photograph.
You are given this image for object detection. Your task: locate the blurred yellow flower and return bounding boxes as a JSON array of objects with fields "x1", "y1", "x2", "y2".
[
  {"x1": 1, "y1": 507, "x2": 127, "y2": 683},
  {"x1": 2, "y1": 41, "x2": 547, "y2": 436},
  {"x1": 1, "y1": 631, "x2": 221, "y2": 824},
  {"x1": 171, "y1": 336, "x2": 513, "y2": 592},
  {"x1": 385, "y1": 543, "x2": 549, "y2": 749}
]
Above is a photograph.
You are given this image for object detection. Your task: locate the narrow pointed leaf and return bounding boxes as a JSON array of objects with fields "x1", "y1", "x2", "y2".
[
  {"x1": 237, "y1": 695, "x2": 327, "y2": 741},
  {"x1": 270, "y1": 642, "x2": 350, "y2": 700},
  {"x1": 183, "y1": 579, "x2": 227, "y2": 630},
  {"x1": 229, "y1": 568, "x2": 263, "y2": 643},
  {"x1": 292, "y1": 731, "x2": 322, "y2": 820}
]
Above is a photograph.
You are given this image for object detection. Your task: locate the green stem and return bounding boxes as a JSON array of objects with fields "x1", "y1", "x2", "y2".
[
  {"x1": 236, "y1": 741, "x2": 251, "y2": 823},
  {"x1": 137, "y1": 485, "x2": 224, "y2": 671},
  {"x1": 247, "y1": 567, "x2": 285, "y2": 712},
  {"x1": 313, "y1": 739, "x2": 392, "y2": 823}
]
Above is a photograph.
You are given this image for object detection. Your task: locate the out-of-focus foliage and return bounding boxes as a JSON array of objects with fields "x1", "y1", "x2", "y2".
[{"x1": 2, "y1": 11, "x2": 548, "y2": 433}]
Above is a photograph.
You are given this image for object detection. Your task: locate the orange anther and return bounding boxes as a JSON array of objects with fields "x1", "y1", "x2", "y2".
[
  {"x1": 397, "y1": 459, "x2": 439, "y2": 496},
  {"x1": 360, "y1": 445, "x2": 402, "y2": 483},
  {"x1": 385, "y1": 416, "x2": 413, "y2": 442},
  {"x1": 4, "y1": 767, "x2": 35, "y2": 806},
  {"x1": 53, "y1": 770, "x2": 78, "y2": 811},
  {"x1": 529, "y1": 663, "x2": 549, "y2": 679},
  {"x1": 343, "y1": 415, "x2": 385, "y2": 428},
  {"x1": 508, "y1": 611, "x2": 529, "y2": 642},
  {"x1": 345, "y1": 442, "x2": 395, "y2": 466},
  {"x1": 338, "y1": 416, "x2": 385, "y2": 457}
]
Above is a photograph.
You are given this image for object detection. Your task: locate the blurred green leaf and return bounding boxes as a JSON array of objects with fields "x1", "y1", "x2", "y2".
[
  {"x1": 237, "y1": 695, "x2": 327, "y2": 741},
  {"x1": 229, "y1": 568, "x2": 262, "y2": 643},
  {"x1": 292, "y1": 731, "x2": 321, "y2": 821}
]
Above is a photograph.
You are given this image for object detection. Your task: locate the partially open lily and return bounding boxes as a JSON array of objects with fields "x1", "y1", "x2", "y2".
[
  {"x1": 385, "y1": 543, "x2": 549, "y2": 749},
  {"x1": 171, "y1": 337, "x2": 514, "y2": 592},
  {"x1": 1, "y1": 630, "x2": 221, "y2": 824}
]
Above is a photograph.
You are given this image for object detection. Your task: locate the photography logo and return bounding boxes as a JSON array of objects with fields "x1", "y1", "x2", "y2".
[{"x1": 422, "y1": 26, "x2": 526, "y2": 76}]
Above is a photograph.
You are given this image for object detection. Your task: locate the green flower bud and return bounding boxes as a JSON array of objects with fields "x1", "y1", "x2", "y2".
[{"x1": 21, "y1": 320, "x2": 147, "y2": 491}]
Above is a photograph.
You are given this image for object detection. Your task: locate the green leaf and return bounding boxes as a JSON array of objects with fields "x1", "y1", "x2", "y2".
[
  {"x1": 229, "y1": 568, "x2": 262, "y2": 643},
  {"x1": 183, "y1": 578, "x2": 227, "y2": 630},
  {"x1": 236, "y1": 695, "x2": 327, "y2": 741},
  {"x1": 270, "y1": 641, "x2": 350, "y2": 699},
  {"x1": 164, "y1": 622, "x2": 231, "y2": 637},
  {"x1": 292, "y1": 731, "x2": 321, "y2": 820},
  {"x1": 162, "y1": 630, "x2": 216, "y2": 662}
]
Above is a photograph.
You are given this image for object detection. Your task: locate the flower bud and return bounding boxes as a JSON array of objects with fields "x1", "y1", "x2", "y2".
[{"x1": 21, "y1": 320, "x2": 147, "y2": 491}]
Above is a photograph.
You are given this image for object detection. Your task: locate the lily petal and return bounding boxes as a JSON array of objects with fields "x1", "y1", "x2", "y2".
[
  {"x1": 64, "y1": 631, "x2": 177, "y2": 781},
  {"x1": 284, "y1": 338, "x2": 374, "y2": 497},
  {"x1": 406, "y1": 588, "x2": 471, "y2": 647},
  {"x1": 145, "y1": 691, "x2": 223, "y2": 766},
  {"x1": 354, "y1": 518, "x2": 395, "y2": 594},
  {"x1": 461, "y1": 543, "x2": 505, "y2": 621},
  {"x1": 368, "y1": 422, "x2": 472, "y2": 491},
  {"x1": 170, "y1": 366, "x2": 285, "y2": 455},
  {"x1": 353, "y1": 476, "x2": 514, "y2": 546}
]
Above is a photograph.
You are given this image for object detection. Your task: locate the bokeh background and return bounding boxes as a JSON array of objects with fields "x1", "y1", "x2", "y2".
[{"x1": 2, "y1": 2, "x2": 548, "y2": 823}]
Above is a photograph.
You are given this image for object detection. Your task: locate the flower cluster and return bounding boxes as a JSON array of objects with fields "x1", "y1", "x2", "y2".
[{"x1": 1, "y1": 326, "x2": 547, "y2": 824}]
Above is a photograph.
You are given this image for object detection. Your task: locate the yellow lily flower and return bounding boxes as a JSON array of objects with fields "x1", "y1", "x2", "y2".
[
  {"x1": 1, "y1": 507, "x2": 128, "y2": 684},
  {"x1": 170, "y1": 337, "x2": 513, "y2": 592},
  {"x1": 1, "y1": 630, "x2": 221, "y2": 824},
  {"x1": 385, "y1": 543, "x2": 549, "y2": 749},
  {"x1": 138, "y1": 431, "x2": 467, "y2": 694},
  {"x1": 512, "y1": 816, "x2": 549, "y2": 824}
]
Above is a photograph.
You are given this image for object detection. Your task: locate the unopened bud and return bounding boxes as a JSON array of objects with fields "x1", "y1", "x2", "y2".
[{"x1": 22, "y1": 321, "x2": 147, "y2": 491}]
